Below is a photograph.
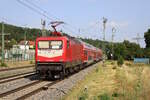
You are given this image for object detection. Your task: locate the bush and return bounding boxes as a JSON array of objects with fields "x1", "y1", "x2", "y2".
[
  {"x1": 1, "y1": 62, "x2": 8, "y2": 67},
  {"x1": 95, "y1": 67, "x2": 99, "y2": 73},
  {"x1": 112, "y1": 66, "x2": 117, "y2": 69},
  {"x1": 30, "y1": 60, "x2": 33, "y2": 64},
  {"x1": 78, "y1": 90, "x2": 88, "y2": 100},
  {"x1": 98, "y1": 93, "x2": 111, "y2": 100},
  {"x1": 117, "y1": 56, "x2": 124, "y2": 66}
]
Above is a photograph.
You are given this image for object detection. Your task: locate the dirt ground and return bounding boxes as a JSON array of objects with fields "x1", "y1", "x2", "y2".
[{"x1": 63, "y1": 61, "x2": 150, "y2": 100}]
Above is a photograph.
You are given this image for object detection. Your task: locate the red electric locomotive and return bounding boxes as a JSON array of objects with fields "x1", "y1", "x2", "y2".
[{"x1": 36, "y1": 36, "x2": 84, "y2": 79}]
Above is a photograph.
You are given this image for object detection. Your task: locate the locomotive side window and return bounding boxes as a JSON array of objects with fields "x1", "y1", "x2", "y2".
[
  {"x1": 38, "y1": 41, "x2": 49, "y2": 49},
  {"x1": 67, "y1": 40, "x2": 70, "y2": 48},
  {"x1": 84, "y1": 50, "x2": 88, "y2": 56},
  {"x1": 50, "y1": 41, "x2": 62, "y2": 49}
]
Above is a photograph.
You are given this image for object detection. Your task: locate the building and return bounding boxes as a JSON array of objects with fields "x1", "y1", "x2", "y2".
[{"x1": 13, "y1": 40, "x2": 35, "y2": 50}]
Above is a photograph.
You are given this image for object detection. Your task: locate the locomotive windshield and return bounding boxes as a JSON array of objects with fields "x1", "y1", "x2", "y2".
[
  {"x1": 50, "y1": 41, "x2": 62, "y2": 49},
  {"x1": 38, "y1": 40, "x2": 62, "y2": 49},
  {"x1": 38, "y1": 41, "x2": 49, "y2": 49}
]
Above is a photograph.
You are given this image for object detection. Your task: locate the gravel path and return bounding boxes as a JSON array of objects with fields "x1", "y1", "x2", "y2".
[{"x1": 27, "y1": 62, "x2": 100, "y2": 100}]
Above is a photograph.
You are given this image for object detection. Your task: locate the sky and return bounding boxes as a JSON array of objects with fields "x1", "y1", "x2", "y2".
[{"x1": 0, "y1": 0, "x2": 150, "y2": 47}]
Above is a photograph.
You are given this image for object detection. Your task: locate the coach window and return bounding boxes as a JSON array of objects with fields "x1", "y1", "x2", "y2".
[{"x1": 67, "y1": 40, "x2": 70, "y2": 48}]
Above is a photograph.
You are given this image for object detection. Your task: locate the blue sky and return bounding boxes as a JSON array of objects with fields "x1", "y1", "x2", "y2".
[{"x1": 0, "y1": 0, "x2": 150, "y2": 47}]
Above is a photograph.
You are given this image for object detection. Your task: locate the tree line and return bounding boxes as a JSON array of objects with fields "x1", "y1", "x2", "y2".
[{"x1": 0, "y1": 22, "x2": 150, "y2": 60}]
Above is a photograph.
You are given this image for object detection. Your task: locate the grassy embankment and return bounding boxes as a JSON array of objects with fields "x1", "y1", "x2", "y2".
[{"x1": 64, "y1": 61, "x2": 150, "y2": 100}]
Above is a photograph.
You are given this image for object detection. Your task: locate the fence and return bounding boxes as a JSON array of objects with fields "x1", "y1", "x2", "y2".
[
  {"x1": 4, "y1": 49, "x2": 35, "y2": 62},
  {"x1": 134, "y1": 58, "x2": 149, "y2": 64}
]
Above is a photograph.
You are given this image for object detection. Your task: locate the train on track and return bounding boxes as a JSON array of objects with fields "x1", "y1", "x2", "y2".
[{"x1": 35, "y1": 21, "x2": 103, "y2": 79}]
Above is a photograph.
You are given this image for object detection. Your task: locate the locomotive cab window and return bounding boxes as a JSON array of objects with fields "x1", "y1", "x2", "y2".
[
  {"x1": 38, "y1": 41, "x2": 49, "y2": 49},
  {"x1": 84, "y1": 50, "x2": 88, "y2": 56},
  {"x1": 50, "y1": 41, "x2": 62, "y2": 49},
  {"x1": 38, "y1": 40, "x2": 62, "y2": 49}
]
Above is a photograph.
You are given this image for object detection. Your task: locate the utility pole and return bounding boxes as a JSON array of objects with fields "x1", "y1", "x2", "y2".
[
  {"x1": 102, "y1": 17, "x2": 107, "y2": 41},
  {"x1": 111, "y1": 27, "x2": 116, "y2": 59},
  {"x1": 41, "y1": 19, "x2": 46, "y2": 36},
  {"x1": 132, "y1": 33, "x2": 144, "y2": 45},
  {"x1": 23, "y1": 25, "x2": 27, "y2": 60},
  {"x1": 102, "y1": 17, "x2": 107, "y2": 61},
  {"x1": 0, "y1": 21, "x2": 10, "y2": 64}
]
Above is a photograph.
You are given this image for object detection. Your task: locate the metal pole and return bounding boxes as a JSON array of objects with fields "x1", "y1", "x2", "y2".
[
  {"x1": 1, "y1": 22, "x2": 5, "y2": 64},
  {"x1": 24, "y1": 27, "x2": 27, "y2": 60},
  {"x1": 41, "y1": 19, "x2": 46, "y2": 36},
  {"x1": 102, "y1": 17, "x2": 107, "y2": 61},
  {"x1": 111, "y1": 27, "x2": 116, "y2": 60}
]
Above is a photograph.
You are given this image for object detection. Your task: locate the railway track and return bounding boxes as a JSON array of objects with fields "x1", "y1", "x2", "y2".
[
  {"x1": 0, "y1": 63, "x2": 99, "y2": 99},
  {"x1": 0, "y1": 65, "x2": 34, "y2": 72},
  {"x1": 0, "y1": 80, "x2": 43, "y2": 98},
  {"x1": 16, "y1": 80, "x2": 60, "y2": 100},
  {"x1": 0, "y1": 71, "x2": 36, "y2": 84},
  {"x1": 0, "y1": 79, "x2": 60, "y2": 100}
]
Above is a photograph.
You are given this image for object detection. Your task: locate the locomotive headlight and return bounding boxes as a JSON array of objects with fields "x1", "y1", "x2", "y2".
[{"x1": 59, "y1": 58, "x2": 63, "y2": 62}]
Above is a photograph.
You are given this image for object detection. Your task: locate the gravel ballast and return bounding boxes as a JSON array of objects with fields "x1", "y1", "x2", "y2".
[{"x1": 27, "y1": 62, "x2": 101, "y2": 100}]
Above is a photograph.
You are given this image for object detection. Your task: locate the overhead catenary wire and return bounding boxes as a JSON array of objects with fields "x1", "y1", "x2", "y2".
[
  {"x1": 25, "y1": 0, "x2": 80, "y2": 33},
  {"x1": 24, "y1": 0, "x2": 60, "y2": 21},
  {"x1": 17, "y1": 0, "x2": 79, "y2": 35},
  {"x1": 17, "y1": 0, "x2": 54, "y2": 21}
]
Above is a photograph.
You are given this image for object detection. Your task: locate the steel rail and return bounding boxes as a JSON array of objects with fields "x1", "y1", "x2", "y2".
[
  {"x1": 0, "y1": 65, "x2": 35, "y2": 72},
  {"x1": 0, "y1": 71, "x2": 36, "y2": 84}
]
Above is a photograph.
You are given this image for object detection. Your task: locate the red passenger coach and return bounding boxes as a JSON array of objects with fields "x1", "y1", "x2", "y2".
[{"x1": 80, "y1": 41, "x2": 102, "y2": 65}]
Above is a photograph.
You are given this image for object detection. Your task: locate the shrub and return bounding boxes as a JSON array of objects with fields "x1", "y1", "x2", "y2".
[
  {"x1": 98, "y1": 93, "x2": 111, "y2": 100},
  {"x1": 30, "y1": 60, "x2": 33, "y2": 64},
  {"x1": 112, "y1": 92, "x2": 119, "y2": 97},
  {"x1": 1, "y1": 62, "x2": 8, "y2": 67},
  {"x1": 125, "y1": 62, "x2": 132, "y2": 67},
  {"x1": 78, "y1": 90, "x2": 88, "y2": 100},
  {"x1": 95, "y1": 67, "x2": 99, "y2": 73},
  {"x1": 112, "y1": 66, "x2": 117, "y2": 69},
  {"x1": 117, "y1": 56, "x2": 124, "y2": 66}
]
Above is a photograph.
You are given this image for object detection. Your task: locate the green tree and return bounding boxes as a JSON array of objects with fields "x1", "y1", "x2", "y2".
[
  {"x1": 144, "y1": 29, "x2": 150, "y2": 48},
  {"x1": 6, "y1": 39, "x2": 17, "y2": 49},
  {"x1": 117, "y1": 55, "x2": 124, "y2": 66},
  {"x1": 123, "y1": 40, "x2": 142, "y2": 59},
  {"x1": 144, "y1": 48, "x2": 150, "y2": 58},
  {"x1": 114, "y1": 43, "x2": 127, "y2": 60}
]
